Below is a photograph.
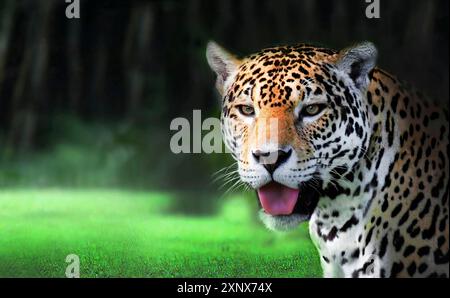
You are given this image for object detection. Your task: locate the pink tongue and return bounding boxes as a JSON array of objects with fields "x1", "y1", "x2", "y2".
[{"x1": 257, "y1": 182, "x2": 300, "y2": 215}]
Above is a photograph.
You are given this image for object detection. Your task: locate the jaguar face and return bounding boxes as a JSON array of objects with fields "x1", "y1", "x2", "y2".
[{"x1": 207, "y1": 42, "x2": 377, "y2": 231}]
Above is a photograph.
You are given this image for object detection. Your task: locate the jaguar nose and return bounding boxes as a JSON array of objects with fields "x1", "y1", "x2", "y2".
[{"x1": 252, "y1": 148, "x2": 292, "y2": 175}]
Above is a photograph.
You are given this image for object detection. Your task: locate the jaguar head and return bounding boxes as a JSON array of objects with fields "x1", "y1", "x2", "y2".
[{"x1": 207, "y1": 42, "x2": 377, "y2": 231}]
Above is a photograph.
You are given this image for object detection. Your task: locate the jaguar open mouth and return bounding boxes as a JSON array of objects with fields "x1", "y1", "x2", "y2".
[{"x1": 256, "y1": 181, "x2": 320, "y2": 220}]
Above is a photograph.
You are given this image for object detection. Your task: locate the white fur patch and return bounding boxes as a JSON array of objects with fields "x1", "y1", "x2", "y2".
[{"x1": 259, "y1": 209, "x2": 309, "y2": 232}]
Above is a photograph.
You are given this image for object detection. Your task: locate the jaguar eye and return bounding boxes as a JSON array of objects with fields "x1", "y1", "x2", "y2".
[
  {"x1": 302, "y1": 104, "x2": 326, "y2": 117},
  {"x1": 237, "y1": 105, "x2": 255, "y2": 117}
]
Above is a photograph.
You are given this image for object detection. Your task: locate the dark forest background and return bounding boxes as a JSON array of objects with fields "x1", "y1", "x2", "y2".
[{"x1": 0, "y1": 0, "x2": 448, "y2": 194}]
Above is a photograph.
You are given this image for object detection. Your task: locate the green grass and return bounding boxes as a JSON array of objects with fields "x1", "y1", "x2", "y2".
[{"x1": 0, "y1": 189, "x2": 321, "y2": 277}]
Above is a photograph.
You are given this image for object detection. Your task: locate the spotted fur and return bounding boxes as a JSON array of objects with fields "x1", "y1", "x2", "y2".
[{"x1": 207, "y1": 41, "x2": 449, "y2": 278}]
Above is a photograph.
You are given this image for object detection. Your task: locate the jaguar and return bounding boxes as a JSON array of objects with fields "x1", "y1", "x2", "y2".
[{"x1": 206, "y1": 41, "x2": 449, "y2": 278}]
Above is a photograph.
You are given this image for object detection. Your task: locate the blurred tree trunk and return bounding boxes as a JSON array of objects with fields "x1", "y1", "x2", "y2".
[
  {"x1": 7, "y1": 0, "x2": 53, "y2": 151},
  {"x1": 123, "y1": 2, "x2": 154, "y2": 119},
  {"x1": 0, "y1": 0, "x2": 15, "y2": 98},
  {"x1": 0, "y1": 0, "x2": 16, "y2": 140},
  {"x1": 66, "y1": 18, "x2": 83, "y2": 114}
]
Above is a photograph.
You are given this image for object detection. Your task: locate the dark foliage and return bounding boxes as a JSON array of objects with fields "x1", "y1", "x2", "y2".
[{"x1": 0, "y1": 0, "x2": 448, "y2": 190}]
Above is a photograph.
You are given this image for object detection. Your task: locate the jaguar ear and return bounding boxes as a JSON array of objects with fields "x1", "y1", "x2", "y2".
[
  {"x1": 206, "y1": 41, "x2": 241, "y2": 95},
  {"x1": 336, "y1": 42, "x2": 378, "y2": 90}
]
